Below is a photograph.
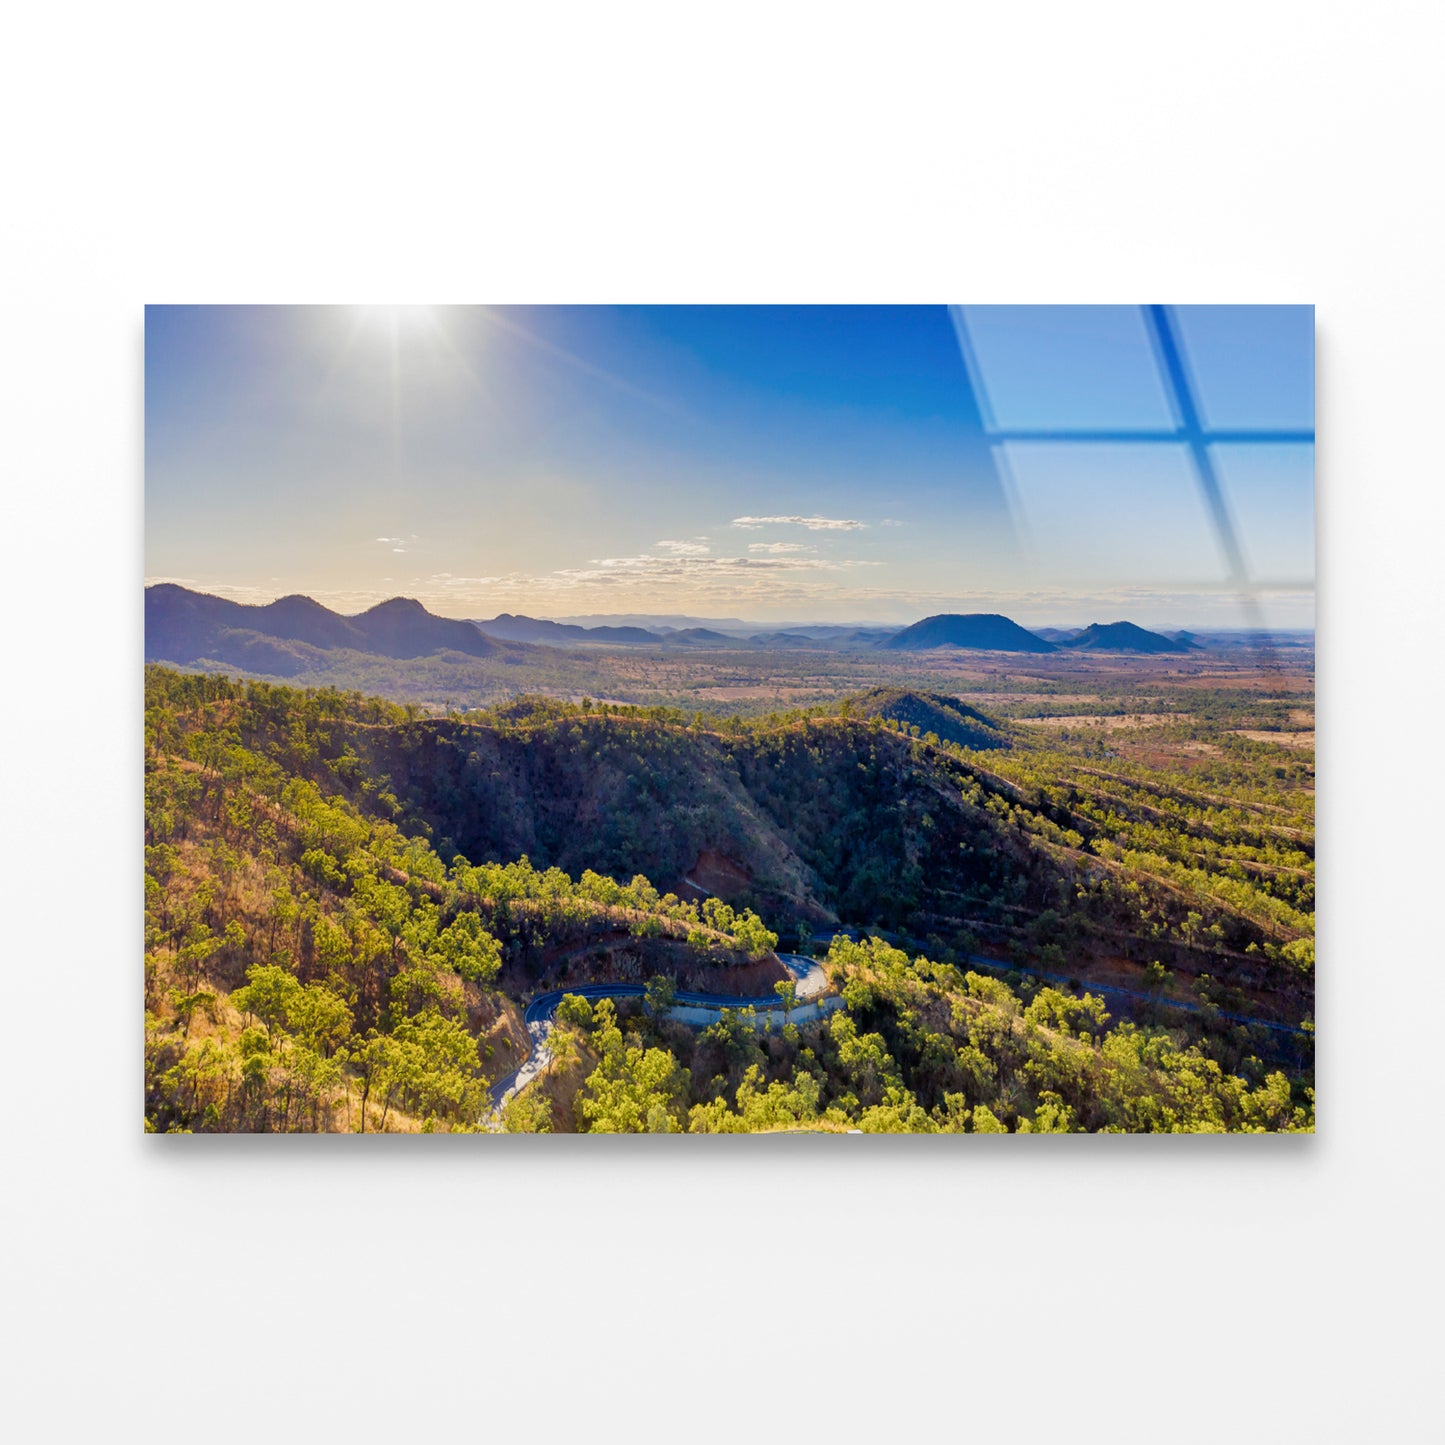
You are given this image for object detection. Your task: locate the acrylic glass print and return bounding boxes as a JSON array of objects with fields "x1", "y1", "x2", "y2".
[{"x1": 144, "y1": 305, "x2": 1315, "y2": 1134}]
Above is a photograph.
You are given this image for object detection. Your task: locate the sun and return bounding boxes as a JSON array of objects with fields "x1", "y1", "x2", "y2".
[{"x1": 352, "y1": 303, "x2": 436, "y2": 337}]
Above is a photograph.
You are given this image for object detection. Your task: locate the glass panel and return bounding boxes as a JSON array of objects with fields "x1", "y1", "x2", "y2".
[
  {"x1": 1000, "y1": 441, "x2": 1225, "y2": 584},
  {"x1": 957, "y1": 305, "x2": 1177, "y2": 432},
  {"x1": 1209, "y1": 442, "x2": 1315, "y2": 583},
  {"x1": 1172, "y1": 305, "x2": 1314, "y2": 432}
]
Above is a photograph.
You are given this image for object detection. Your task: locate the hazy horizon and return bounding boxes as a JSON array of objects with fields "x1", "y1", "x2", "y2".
[
  {"x1": 145, "y1": 577, "x2": 1315, "y2": 636},
  {"x1": 146, "y1": 305, "x2": 1314, "y2": 629}
]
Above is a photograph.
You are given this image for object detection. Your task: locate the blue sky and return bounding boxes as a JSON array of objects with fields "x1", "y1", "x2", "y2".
[{"x1": 145, "y1": 304, "x2": 1314, "y2": 626}]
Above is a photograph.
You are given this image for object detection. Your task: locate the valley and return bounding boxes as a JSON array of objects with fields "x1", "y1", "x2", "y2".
[{"x1": 144, "y1": 602, "x2": 1314, "y2": 1133}]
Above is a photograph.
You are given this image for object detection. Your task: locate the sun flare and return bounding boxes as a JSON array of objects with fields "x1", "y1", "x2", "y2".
[{"x1": 353, "y1": 303, "x2": 436, "y2": 336}]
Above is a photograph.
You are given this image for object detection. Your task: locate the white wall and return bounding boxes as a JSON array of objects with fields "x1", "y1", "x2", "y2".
[{"x1": 3, "y1": 4, "x2": 1441, "y2": 1441}]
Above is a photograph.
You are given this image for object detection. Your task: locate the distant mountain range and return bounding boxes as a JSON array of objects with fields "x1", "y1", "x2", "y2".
[
  {"x1": 146, "y1": 585, "x2": 1233, "y2": 673},
  {"x1": 146, "y1": 585, "x2": 510, "y2": 675},
  {"x1": 551, "y1": 612, "x2": 755, "y2": 631},
  {"x1": 471, "y1": 613, "x2": 660, "y2": 646},
  {"x1": 882, "y1": 613, "x2": 1059, "y2": 653},
  {"x1": 884, "y1": 613, "x2": 1199, "y2": 655},
  {"x1": 1061, "y1": 621, "x2": 1197, "y2": 654},
  {"x1": 472, "y1": 614, "x2": 746, "y2": 648},
  {"x1": 472, "y1": 613, "x2": 897, "y2": 650}
]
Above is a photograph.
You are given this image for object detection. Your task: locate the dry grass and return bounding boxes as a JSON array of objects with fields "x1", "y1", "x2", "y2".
[
  {"x1": 689, "y1": 684, "x2": 826, "y2": 702},
  {"x1": 1232, "y1": 729, "x2": 1316, "y2": 750},
  {"x1": 963, "y1": 692, "x2": 1104, "y2": 705},
  {"x1": 1015, "y1": 712, "x2": 1187, "y2": 730}
]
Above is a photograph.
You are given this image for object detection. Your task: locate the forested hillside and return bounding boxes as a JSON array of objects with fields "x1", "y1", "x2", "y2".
[
  {"x1": 144, "y1": 669, "x2": 780, "y2": 1133},
  {"x1": 554, "y1": 936, "x2": 1309, "y2": 1134},
  {"x1": 359, "y1": 693, "x2": 1313, "y2": 1024},
  {"x1": 145, "y1": 667, "x2": 1313, "y2": 1132}
]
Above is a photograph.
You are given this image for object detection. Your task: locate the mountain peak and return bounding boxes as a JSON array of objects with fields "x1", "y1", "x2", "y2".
[
  {"x1": 146, "y1": 584, "x2": 504, "y2": 670},
  {"x1": 357, "y1": 596, "x2": 428, "y2": 617},
  {"x1": 1062, "y1": 621, "x2": 1191, "y2": 654},
  {"x1": 880, "y1": 613, "x2": 1055, "y2": 654}
]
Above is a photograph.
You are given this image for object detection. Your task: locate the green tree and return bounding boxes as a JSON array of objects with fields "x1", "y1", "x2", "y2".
[
  {"x1": 971, "y1": 1104, "x2": 1009, "y2": 1134},
  {"x1": 773, "y1": 978, "x2": 798, "y2": 1017},
  {"x1": 579, "y1": 1002, "x2": 690, "y2": 1133},
  {"x1": 644, "y1": 974, "x2": 677, "y2": 1015},
  {"x1": 502, "y1": 1088, "x2": 553, "y2": 1133},
  {"x1": 555, "y1": 993, "x2": 594, "y2": 1029}
]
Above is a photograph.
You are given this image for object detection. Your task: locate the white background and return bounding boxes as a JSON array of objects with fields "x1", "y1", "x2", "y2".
[{"x1": 2, "y1": 3, "x2": 1441, "y2": 1439}]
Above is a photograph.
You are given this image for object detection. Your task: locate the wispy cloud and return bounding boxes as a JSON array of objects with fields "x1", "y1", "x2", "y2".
[
  {"x1": 654, "y1": 539, "x2": 711, "y2": 556},
  {"x1": 570, "y1": 553, "x2": 874, "y2": 580},
  {"x1": 731, "y1": 515, "x2": 867, "y2": 531},
  {"x1": 413, "y1": 548, "x2": 880, "y2": 609},
  {"x1": 747, "y1": 541, "x2": 812, "y2": 555}
]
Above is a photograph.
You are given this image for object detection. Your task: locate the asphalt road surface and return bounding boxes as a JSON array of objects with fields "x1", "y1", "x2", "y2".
[
  {"x1": 487, "y1": 953, "x2": 826, "y2": 1111},
  {"x1": 485, "y1": 939, "x2": 1304, "y2": 1121}
]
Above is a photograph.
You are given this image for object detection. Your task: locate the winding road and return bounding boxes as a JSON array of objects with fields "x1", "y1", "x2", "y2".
[
  {"x1": 486, "y1": 931, "x2": 1307, "y2": 1120},
  {"x1": 487, "y1": 953, "x2": 829, "y2": 1112}
]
